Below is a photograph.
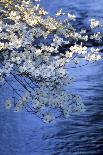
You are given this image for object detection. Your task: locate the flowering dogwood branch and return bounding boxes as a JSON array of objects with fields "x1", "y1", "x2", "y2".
[{"x1": 0, "y1": 0, "x2": 102, "y2": 123}]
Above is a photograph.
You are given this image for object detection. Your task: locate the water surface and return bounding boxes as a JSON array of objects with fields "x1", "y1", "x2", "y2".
[{"x1": 0, "y1": 0, "x2": 103, "y2": 155}]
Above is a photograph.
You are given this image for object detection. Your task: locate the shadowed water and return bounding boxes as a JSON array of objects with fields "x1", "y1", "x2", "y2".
[{"x1": 0, "y1": 0, "x2": 103, "y2": 155}]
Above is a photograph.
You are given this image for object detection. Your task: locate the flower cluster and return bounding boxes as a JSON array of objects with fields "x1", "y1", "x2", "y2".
[
  {"x1": 0, "y1": 0, "x2": 102, "y2": 123},
  {"x1": 90, "y1": 19, "x2": 101, "y2": 29}
]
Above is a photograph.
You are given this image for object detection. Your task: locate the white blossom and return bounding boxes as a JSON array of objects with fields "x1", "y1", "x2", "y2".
[
  {"x1": 68, "y1": 13, "x2": 76, "y2": 21},
  {"x1": 90, "y1": 19, "x2": 101, "y2": 29},
  {"x1": 5, "y1": 99, "x2": 12, "y2": 110}
]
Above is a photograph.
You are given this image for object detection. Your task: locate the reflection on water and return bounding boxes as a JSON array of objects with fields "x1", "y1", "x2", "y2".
[{"x1": 0, "y1": 0, "x2": 103, "y2": 155}]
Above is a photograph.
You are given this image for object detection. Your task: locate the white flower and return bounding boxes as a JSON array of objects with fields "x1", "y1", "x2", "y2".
[
  {"x1": 90, "y1": 32, "x2": 102, "y2": 41},
  {"x1": 43, "y1": 113, "x2": 53, "y2": 123},
  {"x1": 58, "y1": 68, "x2": 66, "y2": 77},
  {"x1": 34, "y1": 70, "x2": 40, "y2": 77},
  {"x1": 9, "y1": 11, "x2": 20, "y2": 21},
  {"x1": 34, "y1": 0, "x2": 40, "y2": 2},
  {"x1": 39, "y1": 9, "x2": 48, "y2": 15},
  {"x1": 24, "y1": 91, "x2": 30, "y2": 99},
  {"x1": 0, "y1": 42, "x2": 4, "y2": 50},
  {"x1": 85, "y1": 53, "x2": 101, "y2": 61},
  {"x1": 5, "y1": 99, "x2": 12, "y2": 110},
  {"x1": 90, "y1": 19, "x2": 101, "y2": 29},
  {"x1": 68, "y1": 13, "x2": 76, "y2": 21},
  {"x1": 63, "y1": 108, "x2": 70, "y2": 117},
  {"x1": 65, "y1": 51, "x2": 73, "y2": 58},
  {"x1": 56, "y1": 9, "x2": 65, "y2": 17},
  {"x1": 80, "y1": 29, "x2": 86, "y2": 34},
  {"x1": 35, "y1": 49, "x2": 42, "y2": 56},
  {"x1": 14, "y1": 105, "x2": 21, "y2": 112},
  {"x1": 0, "y1": 26, "x2": 2, "y2": 32},
  {"x1": 33, "y1": 99, "x2": 41, "y2": 109},
  {"x1": 0, "y1": 77, "x2": 4, "y2": 83},
  {"x1": 96, "y1": 55, "x2": 101, "y2": 60},
  {"x1": 70, "y1": 44, "x2": 87, "y2": 54}
]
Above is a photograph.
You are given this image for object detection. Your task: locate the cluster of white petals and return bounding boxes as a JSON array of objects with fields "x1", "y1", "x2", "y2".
[
  {"x1": 0, "y1": 0, "x2": 102, "y2": 123},
  {"x1": 90, "y1": 19, "x2": 101, "y2": 29},
  {"x1": 90, "y1": 32, "x2": 102, "y2": 41},
  {"x1": 68, "y1": 13, "x2": 76, "y2": 21}
]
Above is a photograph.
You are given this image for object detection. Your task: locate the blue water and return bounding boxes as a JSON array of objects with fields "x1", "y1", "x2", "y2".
[{"x1": 0, "y1": 0, "x2": 103, "y2": 155}]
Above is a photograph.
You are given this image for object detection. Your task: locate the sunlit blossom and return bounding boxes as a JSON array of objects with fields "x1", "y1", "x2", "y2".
[{"x1": 90, "y1": 19, "x2": 101, "y2": 29}]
